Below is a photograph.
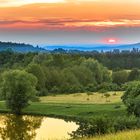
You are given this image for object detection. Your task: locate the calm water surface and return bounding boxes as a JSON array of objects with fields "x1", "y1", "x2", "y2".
[{"x1": 0, "y1": 114, "x2": 79, "y2": 140}]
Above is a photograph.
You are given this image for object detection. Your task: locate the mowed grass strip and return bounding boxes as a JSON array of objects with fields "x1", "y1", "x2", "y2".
[
  {"x1": 40, "y1": 91, "x2": 123, "y2": 104},
  {"x1": 0, "y1": 101, "x2": 126, "y2": 119},
  {"x1": 25, "y1": 102, "x2": 126, "y2": 118}
]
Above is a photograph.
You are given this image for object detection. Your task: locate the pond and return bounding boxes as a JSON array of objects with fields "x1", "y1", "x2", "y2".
[{"x1": 0, "y1": 114, "x2": 79, "y2": 140}]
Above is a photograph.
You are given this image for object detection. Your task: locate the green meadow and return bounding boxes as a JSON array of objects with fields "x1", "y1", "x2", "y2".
[{"x1": 0, "y1": 91, "x2": 125, "y2": 119}]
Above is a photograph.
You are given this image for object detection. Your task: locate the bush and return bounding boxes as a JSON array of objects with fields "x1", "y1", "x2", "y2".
[
  {"x1": 128, "y1": 68, "x2": 140, "y2": 81},
  {"x1": 98, "y1": 89, "x2": 108, "y2": 93},
  {"x1": 60, "y1": 84, "x2": 84, "y2": 94},
  {"x1": 86, "y1": 92, "x2": 93, "y2": 96},
  {"x1": 85, "y1": 84, "x2": 97, "y2": 92},
  {"x1": 112, "y1": 70, "x2": 129, "y2": 85},
  {"x1": 38, "y1": 88, "x2": 48, "y2": 96},
  {"x1": 114, "y1": 116, "x2": 140, "y2": 131},
  {"x1": 70, "y1": 116, "x2": 140, "y2": 139},
  {"x1": 70, "y1": 116, "x2": 114, "y2": 138},
  {"x1": 69, "y1": 85, "x2": 84, "y2": 93},
  {"x1": 122, "y1": 81, "x2": 140, "y2": 116},
  {"x1": 50, "y1": 86, "x2": 60, "y2": 93},
  {"x1": 97, "y1": 83, "x2": 120, "y2": 92}
]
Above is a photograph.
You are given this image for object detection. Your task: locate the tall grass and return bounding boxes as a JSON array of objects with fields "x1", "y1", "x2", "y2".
[{"x1": 83, "y1": 130, "x2": 140, "y2": 140}]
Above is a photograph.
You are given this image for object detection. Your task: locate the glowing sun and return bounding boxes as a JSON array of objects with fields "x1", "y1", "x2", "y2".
[
  {"x1": 101, "y1": 38, "x2": 120, "y2": 44},
  {"x1": 108, "y1": 39, "x2": 117, "y2": 43},
  {"x1": 107, "y1": 39, "x2": 117, "y2": 44}
]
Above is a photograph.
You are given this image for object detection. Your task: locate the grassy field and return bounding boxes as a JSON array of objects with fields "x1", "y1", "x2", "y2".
[
  {"x1": 83, "y1": 130, "x2": 140, "y2": 140},
  {"x1": 40, "y1": 91, "x2": 123, "y2": 104},
  {"x1": 0, "y1": 91, "x2": 125, "y2": 119},
  {"x1": 28, "y1": 91, "x2": 125, "y2": 119}
]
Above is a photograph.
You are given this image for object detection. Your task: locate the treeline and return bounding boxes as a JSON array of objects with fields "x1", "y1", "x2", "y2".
[
  {"x1": 2, "y1": 49, "x2": 140, "y2": 70},
  {"x1": 90, "y1": 52, "x2": 140, "y2": 70},
  {"x1": 51, "y1": 48, "x2": 140, "y2": 70}
]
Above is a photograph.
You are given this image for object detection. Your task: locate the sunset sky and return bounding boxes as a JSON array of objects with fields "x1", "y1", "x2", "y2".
[{"x1": 0, "y1": 0, "x2": 140, "y2": 45}]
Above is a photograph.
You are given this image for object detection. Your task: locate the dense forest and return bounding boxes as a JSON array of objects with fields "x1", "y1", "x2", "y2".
[
  {"x1": 52, "y1": 47, "x2": 140, "y2": 70},
  {"x1": 85, "y1": 49, "x2": 140, "y2": 70},
  {"x1": 0, "y1": 50, "x2": 140, "y2": 96}
]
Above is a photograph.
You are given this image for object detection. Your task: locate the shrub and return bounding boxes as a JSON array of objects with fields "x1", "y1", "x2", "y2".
[
  {"x1": 122, "y1": 81, "x2": 140, "y2": 116},
  {"x1": 97, "y1": 83, "x2": 120, "y2": 92},
  {"x1": 70, "y1": 116, "x2": 140, "y2": 139}
]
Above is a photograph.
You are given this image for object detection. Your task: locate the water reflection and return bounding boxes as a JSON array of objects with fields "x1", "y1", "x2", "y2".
[
  {"x1": 0, "y1": 114, "x2": 43, "y2": 140},
  {"x1": 0, "y1": 114, "x2": 78, "y2": 140}
]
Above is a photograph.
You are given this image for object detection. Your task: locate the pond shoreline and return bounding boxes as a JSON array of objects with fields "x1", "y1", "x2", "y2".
[
  {"x1": 0, "y1": 107, "x2": 82, "y2": 123},
  {"x1": 0, "y1": 101, "x2": 123, "y2": 122}
]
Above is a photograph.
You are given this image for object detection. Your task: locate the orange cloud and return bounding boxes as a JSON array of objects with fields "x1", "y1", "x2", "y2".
[
  {"x1": 0, "y1": 2, "x2": 139, "y2": 19},
  {"x1": 0, "y1": 18, "x2": 140, "y2": 32},
  {"x1": 0, "y1": 2, "x2": 139, "y2": 31}
]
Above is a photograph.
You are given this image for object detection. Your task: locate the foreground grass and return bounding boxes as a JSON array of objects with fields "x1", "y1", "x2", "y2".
[{"x1": 83, "y1": 130, "x2": 140, "y2": 140}]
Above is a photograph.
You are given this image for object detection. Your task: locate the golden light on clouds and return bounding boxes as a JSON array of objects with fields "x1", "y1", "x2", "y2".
[
  {"x1": 1, "y1": 0, "x2": 140, "y2": 7},
  {"x1": 0, "y1": 0, "x2": 65, "y2": 7},
  {"x1": 0, "y1": 0, "x2": 139, "y2": 30},
  {"x1": 0, "y1": 19, "x2": 140, "y2": 31}
]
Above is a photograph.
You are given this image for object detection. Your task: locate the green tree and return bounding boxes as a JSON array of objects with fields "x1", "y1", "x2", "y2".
[
  {"x1": 60, "y1": 69, "x2": 80, "y2": 93},
  {"x1": 122, "y1": 81, "x2": 140, "y2": 116},
  {"x1": 112, "y1": 70, "x2": 129, "y2": 85},
  {"x1": 45, "y1": 68, "x2": 62, "y2": 92},
  {"x1": 81, "y1": 58, "x2": 111, "y2": 84},
  {"x1": 26, "y1": 64, "x2": 47, "y2": 96},
  {"x1": 128, "y1": 68, "x2": 140, "y2": 81},
  {"x1": 0, "y1": 70, "x2": 37, "y2": 114},
  {"x1": 70, "y1": 65, "x2": 94, "y2": 86}
]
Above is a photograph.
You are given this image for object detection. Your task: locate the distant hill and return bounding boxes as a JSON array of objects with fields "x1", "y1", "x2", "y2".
[
  {"x1": 1, "y1": 41, "x2": 140, "y2": 53},
  {"x1": 45, "y1": 43, "x2": 140, "y2": 52},
  {"x1": 119, "y1": 43, "x2": 140, "y2": 49},
  {"x1": 0, "y1": 41, "x2": 47, "y2": 53}
]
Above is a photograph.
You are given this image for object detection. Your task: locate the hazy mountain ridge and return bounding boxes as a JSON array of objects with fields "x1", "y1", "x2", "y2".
[
  {"x1": 45, "y1": 43, "x2": 140, "y2": 52},
  {"x1": 0, "y1": 41, "x2": 140, "y2": 53}
]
